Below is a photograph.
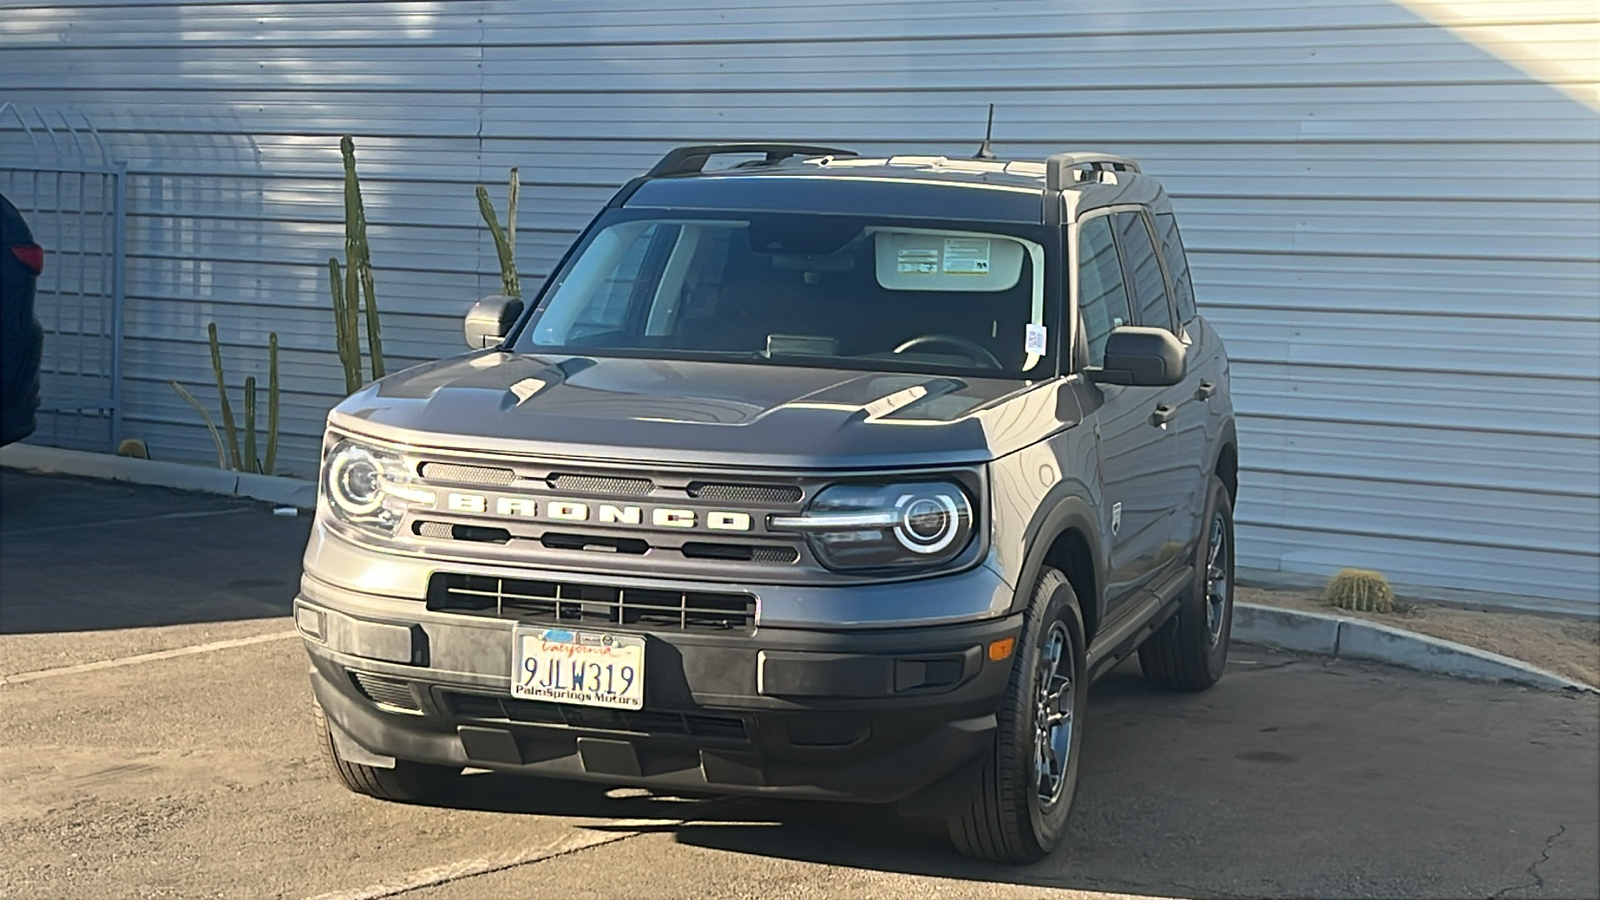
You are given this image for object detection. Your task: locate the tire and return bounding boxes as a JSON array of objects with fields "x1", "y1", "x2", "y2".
[
  {"x1": 1138, "y1": 475, "x2": 1235, "y2": 691},
  {"x1": 314, "y1": 701, "x2": 460, "y2": 803},
  {"x1": 947, "y1": 567, "x2": 1087, "y2": 863}
]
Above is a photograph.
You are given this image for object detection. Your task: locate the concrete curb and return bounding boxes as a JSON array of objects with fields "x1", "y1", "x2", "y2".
[
  {"x1": 0, "y1": 443, "x2": 317, "y2": 509},
  {"x1": 1234, "y1": 603, "x2": 1596, "y2": 694}
]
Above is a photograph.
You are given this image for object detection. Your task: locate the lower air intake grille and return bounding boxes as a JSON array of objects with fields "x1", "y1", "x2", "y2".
[
  {"x1": 349, "y1": 672, "x2": 423, "y2": 713},
  {"x1": 444, "y1": 692, "x2": 749, "y2": 742},
  {"x1": 428, "y1": 574, "x2": 756, "y2": 633}
]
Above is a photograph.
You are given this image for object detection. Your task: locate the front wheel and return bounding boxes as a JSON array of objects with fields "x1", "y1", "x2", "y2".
[
  {"x1": 947, "y1": 567, "x2": 1087, "y2": 863},
  {"x1": 1138, "y1": 475, "x2": 1235, "y2": 691},
  {"x1": 314, "y1": 701, "x2": 461, "y2": 803}
]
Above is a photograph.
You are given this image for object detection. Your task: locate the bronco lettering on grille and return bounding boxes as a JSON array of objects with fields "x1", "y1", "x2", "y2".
[{"x1": 440, "y1": 493, "x2": 753, "y2": 532}]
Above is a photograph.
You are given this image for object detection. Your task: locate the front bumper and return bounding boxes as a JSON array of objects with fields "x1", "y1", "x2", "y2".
[{"x1": 298, "y1": 573, "x2": 1022, "y2": 803}]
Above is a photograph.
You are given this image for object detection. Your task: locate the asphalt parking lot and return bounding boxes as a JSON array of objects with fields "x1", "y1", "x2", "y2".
[{"x1": 2, "y1": 469, "x2": 1596, "y2": 900}]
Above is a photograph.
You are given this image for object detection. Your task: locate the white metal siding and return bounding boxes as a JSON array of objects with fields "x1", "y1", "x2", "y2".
[{"x1": 2, "y1": 0, "x2": 1596, "y2": 606}]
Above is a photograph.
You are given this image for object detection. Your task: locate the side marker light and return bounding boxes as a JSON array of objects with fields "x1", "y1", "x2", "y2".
[{"x1": 988, "y1": 637, "x2": 1015, "y2": 662}]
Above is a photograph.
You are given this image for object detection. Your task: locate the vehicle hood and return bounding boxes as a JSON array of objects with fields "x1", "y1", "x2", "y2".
[{"x1": 328, "y1": 352, "x2": 1075, "y2": 469}]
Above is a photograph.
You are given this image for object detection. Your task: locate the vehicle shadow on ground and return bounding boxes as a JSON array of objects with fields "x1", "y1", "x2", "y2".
[
  {"x1": 0, "y1": 470, "x2": 306, "y2": 633},
  {"x1": 425, "y1": 655, "x2": 1600, "y2": 900}
]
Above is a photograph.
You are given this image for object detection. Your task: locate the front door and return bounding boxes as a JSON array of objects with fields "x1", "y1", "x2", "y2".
[
  {"x1": 1114, "y1": 209, "x2": 1211, "y2": 569},
  {"x1": 1076, "y1": 213, "x2": 1169, "y2": 619}
]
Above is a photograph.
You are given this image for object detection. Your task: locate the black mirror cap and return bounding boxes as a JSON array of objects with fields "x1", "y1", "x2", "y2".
[
  {"x1": 1090, "y1": 326, "x2": 1186, "y2": 387},
  {"x1": 464, "y1": 295, "x2": 524, "y2": 350}
]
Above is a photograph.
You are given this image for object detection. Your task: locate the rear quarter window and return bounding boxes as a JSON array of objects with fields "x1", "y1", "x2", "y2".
[{"x1": 1155, "y1": 212, "x2": 1197, "y2": 324}]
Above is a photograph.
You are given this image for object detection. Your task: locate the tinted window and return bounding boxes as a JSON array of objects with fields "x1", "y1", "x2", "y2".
[
  {"x1": 1114, "y1": 211, "x2": 1173, "y2": 332},
  {"x1": 570, "y1": 223, "x2": 663, "y2": 339},
  {"x1": 1156, "y1": 212, "x2": 1196, "y2": 323},
  {"x1": 1076, "y1": 216, "x2": 1132, "y2": 367},
  {"x1": 518, "y1": 211, "x2": 1057, "y2": 379}
]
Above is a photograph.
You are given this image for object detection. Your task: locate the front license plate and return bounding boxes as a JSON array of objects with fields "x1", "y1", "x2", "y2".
[{"x1": 512, "y1": 626, "x2": 645, "y2": 710}]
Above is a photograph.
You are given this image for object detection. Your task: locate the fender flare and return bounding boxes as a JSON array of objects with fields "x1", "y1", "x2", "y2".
[
  {"x1": 1208, "y1": 416, "x2": 1238, "y2": 490},
  {"x1": 1008, "y1": 487, "x2": 1106, "y2": 636}
]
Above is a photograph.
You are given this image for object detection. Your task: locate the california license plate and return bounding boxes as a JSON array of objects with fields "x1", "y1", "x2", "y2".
[{"x1": 512, "y1": 626, "x2": 645, "y2": 710}]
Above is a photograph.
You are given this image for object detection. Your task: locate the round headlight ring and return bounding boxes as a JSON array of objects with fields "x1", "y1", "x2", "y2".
[
  {"x1": 894, "y1": 491, "x2": 963, "y2": 554},
  {"x1": 326, "y1": 443, "x2": 386, "y2": 516}
]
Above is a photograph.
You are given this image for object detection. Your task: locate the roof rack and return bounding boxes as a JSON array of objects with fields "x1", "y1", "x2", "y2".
[
  {"x1": 1044, "y1": 152, "x2": 1141, "y2": 191},
  {"x1": 647, "y1": 143, "x2": 858, "y2": 178}
]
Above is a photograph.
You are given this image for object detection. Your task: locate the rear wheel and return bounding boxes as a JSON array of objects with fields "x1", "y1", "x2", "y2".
[
  {"x1": 1138, "y1": 475, "x2": 1234, "y2": 691},
  {"x1": 947, "y1": 567, "x2": 1087, "y2": 863},
  {"x1": 314, "y1": 701, "x2": 460, "y2": 803}
]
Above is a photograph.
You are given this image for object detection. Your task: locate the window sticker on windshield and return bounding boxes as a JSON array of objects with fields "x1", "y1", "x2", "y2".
[
  {"x1": 1025, "y1": 323, "x2": 1048, "y2": 356},
  {"x1": 896, "y1": 248, "x2": 939, "y2": 274},
  {"x1": 942, "y1": 238, "x2": 991, "y2": 275}
]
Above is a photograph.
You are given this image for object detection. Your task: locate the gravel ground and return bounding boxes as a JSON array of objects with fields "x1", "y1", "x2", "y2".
[{"x1": 1239, "y1": 586, "x2": 1600, "y2": 688}]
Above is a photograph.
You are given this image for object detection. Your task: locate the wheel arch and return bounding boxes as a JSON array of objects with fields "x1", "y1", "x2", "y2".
[
  {"x1": 1211, "y1": 418, "x2": 1238, "y2": 504},
  {"x1": 1011, "y1": 493, "x2": 1105, "y2": 646}
]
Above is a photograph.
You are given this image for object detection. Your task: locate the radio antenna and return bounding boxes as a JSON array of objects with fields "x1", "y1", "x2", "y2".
[{"x1": 974, "y1": 104, "x2": 997, "y2": 160}]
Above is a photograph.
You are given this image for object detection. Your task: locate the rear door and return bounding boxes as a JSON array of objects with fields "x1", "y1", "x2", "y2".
[{"x1": 1156, "y1": 210, "x2": 1229, "y2": 557}]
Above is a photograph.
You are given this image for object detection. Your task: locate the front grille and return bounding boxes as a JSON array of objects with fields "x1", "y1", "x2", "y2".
[
  {"x1": 349, "y1": 672, "x2": 424, "y2": 713},
  {"x1": 681, "y1": 542, "x2": 799, "y2": 564},
  {"x1": 548, "y1": 473, "x2": 654, "y2": 496},
  {"x1": 444, "y1": 691, "x2": 749, "y2": 742},
  {"x1": 688, "y1": 482, "x2": 803, "y2": 504},
  {"x1": 428, "y1": 573, "x2": 756, "y2": 632},
  {"x1": 415, "y1": 521, "x2": 512, "y2": 543},
  {"x1": 419, "y1": 462, "x2": 516, "y2": 486}
]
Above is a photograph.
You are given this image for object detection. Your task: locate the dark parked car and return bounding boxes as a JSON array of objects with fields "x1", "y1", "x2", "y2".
[
  {"x1": 1, "y1": 193, "x2": 44, "y2": 447},
  {"x1": 297, "y1": 144, "x2": 1237, "y2": 862}
]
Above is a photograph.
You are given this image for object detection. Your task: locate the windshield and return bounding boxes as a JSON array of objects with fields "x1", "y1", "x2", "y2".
[{"x1": 515, "y1": 211, "x2": 1058, "y2": 379}]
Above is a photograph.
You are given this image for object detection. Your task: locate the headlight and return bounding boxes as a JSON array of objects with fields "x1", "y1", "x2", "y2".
[
  {"x1": 321, "y1": 438, "x2": 435, "y2": 536},
  {"x1": 770, "y1": 481, "x2": 975, "y2": 571}
]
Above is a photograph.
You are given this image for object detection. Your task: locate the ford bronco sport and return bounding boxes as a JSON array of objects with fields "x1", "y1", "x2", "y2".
[{"x1": 298, "y1": 143, "x2": 1238, "y2": 862}]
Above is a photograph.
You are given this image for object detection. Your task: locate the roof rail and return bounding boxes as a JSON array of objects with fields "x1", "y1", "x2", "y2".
[
  {"x1": 1044, "y1": 152, "x2": 1141, "y2": 191},
  {"x1": 647, "y1": 143, "x2": 858, "y2": 178}
]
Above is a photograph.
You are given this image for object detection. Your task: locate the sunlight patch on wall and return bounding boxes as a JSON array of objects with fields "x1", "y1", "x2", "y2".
[{"x1": 1399, "y1": 0, "x2": 1599, "y2": 109}]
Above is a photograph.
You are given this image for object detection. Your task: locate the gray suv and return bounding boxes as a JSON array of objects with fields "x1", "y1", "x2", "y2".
[{"x1": 297, "y1": 144, "x2": 1238, "y2": 862}]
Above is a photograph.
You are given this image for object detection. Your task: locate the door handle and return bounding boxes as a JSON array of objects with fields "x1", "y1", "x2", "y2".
[
  {"x1": 1149, "y1": 403, "x2": 1177, "y2": 428},
  {"x1": 1195, "y1": 381, "x2": 1217, "y2": 401}
]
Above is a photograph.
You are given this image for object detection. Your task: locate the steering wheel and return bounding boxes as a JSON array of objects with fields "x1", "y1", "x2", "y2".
[{"x1": 892, "y1": 334, "x2": 1004, "y2": 369}]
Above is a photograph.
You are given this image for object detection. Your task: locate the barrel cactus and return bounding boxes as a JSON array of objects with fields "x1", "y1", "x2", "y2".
[{"x1": 1323, "y1": 568, "x2": 1397, "y2": 613}]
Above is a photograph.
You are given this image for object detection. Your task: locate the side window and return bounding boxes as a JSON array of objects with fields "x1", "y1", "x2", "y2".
[
  {"x1": 1076, "y1": 216, "x2": 1133, "y2": 367},
  {"x1": 1114, "y1": 211, "x2": 1174, "y2": 333},
  {"x1": 1156, "y1": 212, "x2": 1196, "y2": 324}
]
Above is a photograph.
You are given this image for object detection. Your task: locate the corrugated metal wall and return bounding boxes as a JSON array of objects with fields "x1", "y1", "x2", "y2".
[{"x1": 2, "y1": 0, "x2": 1596, "y2": 606}]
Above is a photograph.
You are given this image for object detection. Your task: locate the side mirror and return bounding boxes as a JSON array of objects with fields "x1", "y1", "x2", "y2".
[
  {"x1": 1090, "y1": 326, "x2": 1185, "y2": 387},
  {"x1": 464, "y1": 294, "x2": 524, "y2": 349}
]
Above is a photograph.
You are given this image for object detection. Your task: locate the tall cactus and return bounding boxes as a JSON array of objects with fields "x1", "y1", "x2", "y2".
[
  {"x1": 243, "y1": 376, "x2": 258, "y2": 477},
  {"x1": 476, "y1": 167, "x2": 521, "y2": 298},
  {"x1": 329, "y1": 257, "x2": 361, "y2": 394},
  {"x1": 264, "y1": 333, "x2": 280, "y2": 475},
  {"x1": 171, "y1": 324, "x2": 280, "y2": 474},
  {"x1": 207, "y1": 322, "x2": 243, "y2": 470},
  {"x1": 328, "y1": 135, "x2": 385, "y2": 394}
]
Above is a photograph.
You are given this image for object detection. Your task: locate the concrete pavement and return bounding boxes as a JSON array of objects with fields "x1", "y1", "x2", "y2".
[{"x1": 2, "y1": 470, "x2": 1595, "y2": 899}]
